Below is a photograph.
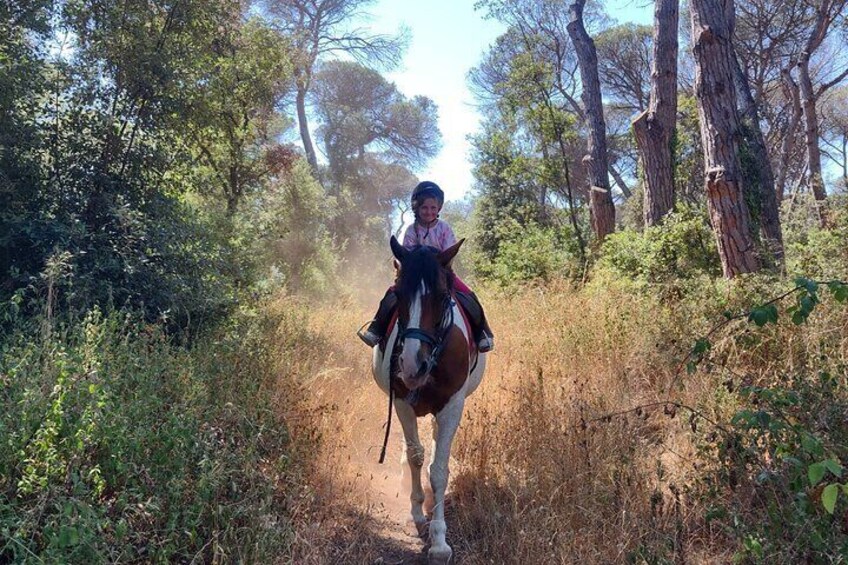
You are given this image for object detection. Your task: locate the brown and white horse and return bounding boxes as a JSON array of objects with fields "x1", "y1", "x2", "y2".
[{"x1": 372, "y1": 236, "x2": 487, "y2": 564}]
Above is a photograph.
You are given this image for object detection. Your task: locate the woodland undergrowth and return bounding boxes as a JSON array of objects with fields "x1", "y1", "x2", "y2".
[
  {"x1": 445, "y1": 273, "x2": 848, "y2": 564},
  {"x1": 0, "y1": 295, "x2": 324, "y2": 563},
  {"x1": 295, "y1": 267, "x2": 848, "y2": 564}
]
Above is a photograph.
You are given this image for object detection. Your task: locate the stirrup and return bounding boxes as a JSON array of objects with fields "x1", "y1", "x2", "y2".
[
  {"x1": 477, "y1": 335, "x2": 494, "y2": 353},
  {"x1": 357, "y1": 321, "x2": 382, "y2": 347}
]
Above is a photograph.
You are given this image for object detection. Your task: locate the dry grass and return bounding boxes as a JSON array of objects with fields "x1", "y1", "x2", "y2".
[
  {"x1": 445, "y1": 280, "x2": 707, "y2": 564},
  {"x1": 275, "y1": 291, "x2": 431, "y2": 563},
  {"x1": 278, "y1": 275, "x2": 848, "y2": 564}
]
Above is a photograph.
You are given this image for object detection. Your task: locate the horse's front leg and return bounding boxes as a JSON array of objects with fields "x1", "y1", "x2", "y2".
[
  {"x1": 394, "y1": 399, "x2": 427, "y2": 531},
  {"x1": 428, "y1": 395, "x2": 464, "y2": 564}
]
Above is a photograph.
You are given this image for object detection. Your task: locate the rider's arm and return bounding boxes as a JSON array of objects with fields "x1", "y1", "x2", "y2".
[
  {"x1": 401, "y1": 223, "x2": 418, "y2": 249},
  {"x1": 440, "y1": 222, "x2": 457, "y2": 250}
]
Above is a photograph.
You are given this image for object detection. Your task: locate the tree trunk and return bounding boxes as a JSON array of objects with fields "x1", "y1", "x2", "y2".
[
  {"x1": 796, "y1": 0, "x2": 846, "y2": 207},
  {"x1": 775, "y1": 68, "x2": 802, "y2": 201},
  {"x1": 567, "y1": 0, "x2": 615, "y2": 241},
  {"x1": 732, "y1": 54, "x2": 784, "y2": 265},
  {"x1": 632, "y1": 0, "x2": 678, "y2": 226},
  {"x1": 798, "y1": 57, "x2": 826, "y2": 202},
  {"x1": 690, "y1": 0, "x2": 760, "y2": 278},
  {"x1": 537, "y1": 83, "x2": 588, "y2": 263},
  {"x1": 295, "y1": 82, "x2": 320, "y2": 177}
]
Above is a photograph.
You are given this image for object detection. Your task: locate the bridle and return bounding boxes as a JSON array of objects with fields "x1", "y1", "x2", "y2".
[
  {"x1": 398, "y1": 293, "x2": 455, "y2": 380},
  {"x1": 379, "y1": 291, "x2": 455, "y2": 464}
]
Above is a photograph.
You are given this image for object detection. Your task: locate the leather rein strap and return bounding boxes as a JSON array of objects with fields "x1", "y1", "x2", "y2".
[{"x1": 378, "y1": 296, "x2": 455, "y2": 464}]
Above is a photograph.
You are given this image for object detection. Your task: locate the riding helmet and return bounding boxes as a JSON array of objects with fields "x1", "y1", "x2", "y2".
[{"x1": 411, "y1": 181, "x2": 444, "y2": 208}]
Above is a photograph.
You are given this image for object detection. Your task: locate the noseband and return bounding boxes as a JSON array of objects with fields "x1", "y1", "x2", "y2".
[{"x1": 398, "y1": 294, "x2": 455, "y2": 380}]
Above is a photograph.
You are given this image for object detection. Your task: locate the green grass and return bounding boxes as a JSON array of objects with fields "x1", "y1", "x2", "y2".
[{"x1": 0, "y1": 301, "x2": 311, "y2": 563}]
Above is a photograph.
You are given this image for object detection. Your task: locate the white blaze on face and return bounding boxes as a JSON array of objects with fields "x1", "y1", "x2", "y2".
[{"x1": 400, "y1": 281, "x2": 426, "y2": 383}]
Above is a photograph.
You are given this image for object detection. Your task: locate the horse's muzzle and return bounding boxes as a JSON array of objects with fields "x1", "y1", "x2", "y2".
[{"x1": 398, "y1": 355, "x2": 432, "y2": 390}]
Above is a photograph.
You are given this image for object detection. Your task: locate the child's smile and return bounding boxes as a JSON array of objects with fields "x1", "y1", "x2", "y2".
[{"x1": 417, "y1": 198, "x2": 440, "y2": 225}]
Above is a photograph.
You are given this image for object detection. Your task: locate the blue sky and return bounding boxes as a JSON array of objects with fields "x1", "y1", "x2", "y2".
[{"x1": 368, "y1": 0, "x2": 653, "y2": 202}]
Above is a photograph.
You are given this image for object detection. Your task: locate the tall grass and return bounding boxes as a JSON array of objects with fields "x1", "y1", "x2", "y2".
[
  {"x1": 446, "y1": 274, "x2": 848, "y2": 563},
  {"x1": 0, "y1": 297, "x2": 319, "y2": 563},
  {"x1": 296, "y1": 272, "x2": 848, "y2": 563}
]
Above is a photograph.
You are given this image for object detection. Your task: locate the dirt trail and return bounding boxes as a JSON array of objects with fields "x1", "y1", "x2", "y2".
[{"x1": 305, "y1": 304, "x2": 439, "y2": 564}]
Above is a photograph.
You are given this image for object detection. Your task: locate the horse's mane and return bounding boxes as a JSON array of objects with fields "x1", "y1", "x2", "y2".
[{"x1": 396, "y1": 245, "x2": 453, "y2": 299}]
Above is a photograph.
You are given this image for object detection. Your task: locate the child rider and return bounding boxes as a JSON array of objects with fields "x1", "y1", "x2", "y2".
[{"x1": 357, "y1": 181, "x2": 494, "y2": 352}]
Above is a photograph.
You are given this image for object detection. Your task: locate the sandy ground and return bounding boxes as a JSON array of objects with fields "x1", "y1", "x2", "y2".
[{"x1": 306, "y1": 304, "x2": 446, "y2": 564}]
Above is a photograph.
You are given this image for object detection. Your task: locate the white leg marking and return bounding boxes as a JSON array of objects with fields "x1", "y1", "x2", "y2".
[
  {"x1": 395, "y1": 400, "x2": 426, "y2": 528},
  {"x1": 428, "y1": 394, "x2": 465, "y2": 564}
]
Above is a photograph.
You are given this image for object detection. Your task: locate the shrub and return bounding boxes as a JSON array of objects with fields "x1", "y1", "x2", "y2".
[
  {"x1": 247, "y1": 160, "x2": 340, "y2": 296},
  {"x1": 599, "y1": 205, "x2": 721, "y2": 283},
  {"x1": 0, "y1": 299, "x2": 311, "y2": 562},
  {"x1": 783, "y1": 195, "x2": 848, "y2": 280},
  {"x1": 688, "y1": 279, "x2": 848, "y2": 562},
  {"x1": 474, "y1": 219, "x2": 585, "y2": 286}
]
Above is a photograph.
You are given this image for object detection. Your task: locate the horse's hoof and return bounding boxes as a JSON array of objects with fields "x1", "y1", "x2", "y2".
[
  {"x1": 428, "y1": 544, "x2": 452, "y2": 564},
  {"x1": 414, "y1": 518, "x2": 429, "y2": 538}
]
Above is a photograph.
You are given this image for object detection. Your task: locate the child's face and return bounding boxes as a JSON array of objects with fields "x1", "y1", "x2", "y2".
[{"x1": 417, "y1": 198, "x2": 440, "y2": 224}]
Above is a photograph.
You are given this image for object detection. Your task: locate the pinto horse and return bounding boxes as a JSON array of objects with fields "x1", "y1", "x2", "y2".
[{"x1": 372, "y1": 236, "x2": 487, "y2": 564}]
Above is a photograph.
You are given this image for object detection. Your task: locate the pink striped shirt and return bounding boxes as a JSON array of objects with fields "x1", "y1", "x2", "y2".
[{"x1": 401, "y1": 220, "x2": 457, "y2": 251}]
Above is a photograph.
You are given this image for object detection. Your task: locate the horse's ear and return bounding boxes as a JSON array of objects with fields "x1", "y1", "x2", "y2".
[
  {"x1": 390, "y1": 235, "x2": 407, "y2": 261},
  {"x1": 437, "y1": 238, "x2": 464, "y2": 267}
]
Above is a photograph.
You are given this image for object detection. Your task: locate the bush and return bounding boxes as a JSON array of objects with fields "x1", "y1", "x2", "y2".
[
  {"x1": 783, "y1": 195, "x2": 848, "y2": 280},
  {"x1": 474, "y1": 219, "x2": 584, "y2": 286},
  {"x1": 599, "y1": 205, "x2": 721, "y2": 283},
  {"x1": 246, "y1": 160, "x2": 340, "y2": 296},
  {"x1": 688, "y1": 279, "x2": 848, "y2": 563},
  {"x1": 0, "y1": 299, "x2": 311, "y2": 562}
]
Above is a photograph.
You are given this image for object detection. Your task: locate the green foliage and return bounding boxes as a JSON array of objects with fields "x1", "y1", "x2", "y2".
[
  {"x1": 1, "y1": 0, "x2": 247, "y2": 323},
  {"x1": 475, "y1": 219, "x2": 584, "y2": 286},
  {"x1": 595, "y1": 23, "x2": 652, "y2": 111},
  {"x1": 311, "y1": 60, "x2": 440, "y2": 250},
  {"x1": 248, "y1": 160, "x2": 340, "y2": 295},
  {"x1": 471, "y1": 123, "x2": 555, "y2": 262},
  {"x1": 691, "y1": 279, "x2": 848, "y2": 562},
  {"x1": 469, "y1": 24, "x2": 590, "y2": 266},
  {"x1": 618, "y1": 179, "x2": 646, "y2": 231},
  {"x1": 705, "y1": 375, "x2": 848, "y2": 562},
  {"x1": 783, "y1": 195, "x2": 848, "y2": 280},
  {"x1": 673, "y1": 95, "x2": 706, "y2": 206},
  {"x1": 0, "y1": 0, "x2": 347, "y2": 327},
  {"x1": 439, "y1": 199, "x2": 477, "y2": 278},
  {"x1": 599, "y1": 205, "x2": 721, "y2": 283},
  {"x1": 179, "y1": 16, "x2": 294, "y2": 215},
  {"x1": 313, "y1": 60, "x2": 441, "y2": 180},
  {"x1": 0, "y1": 302, "x2": 308, "y2": 562}
]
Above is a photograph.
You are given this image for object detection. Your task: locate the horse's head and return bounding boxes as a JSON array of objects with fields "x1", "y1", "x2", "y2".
[{"x1": 390, "y1": 235, "x2": 463, "y2": 390}]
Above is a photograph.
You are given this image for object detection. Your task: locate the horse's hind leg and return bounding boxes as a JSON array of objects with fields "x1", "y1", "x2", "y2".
[
  {"x1": 428, "y1": 396, "x2": 464, "y2": 564},
  {"x1": 395, "y1": 400, "x2": 426, "y2": 531}
]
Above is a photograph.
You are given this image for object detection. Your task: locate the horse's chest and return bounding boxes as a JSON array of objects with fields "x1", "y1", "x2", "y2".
[{"x1": 388, "y1": 339, "x2": 468, "y2": 417}]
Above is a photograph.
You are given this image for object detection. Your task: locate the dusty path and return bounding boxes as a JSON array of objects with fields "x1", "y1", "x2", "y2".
[{"x1": 303, "y1": 303, "x2": 444, "y2": 564}]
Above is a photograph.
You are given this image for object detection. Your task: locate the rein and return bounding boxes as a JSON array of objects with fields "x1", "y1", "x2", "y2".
[{"x1": 378, "y1": 294, "x2": 455, "y2": 464}]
